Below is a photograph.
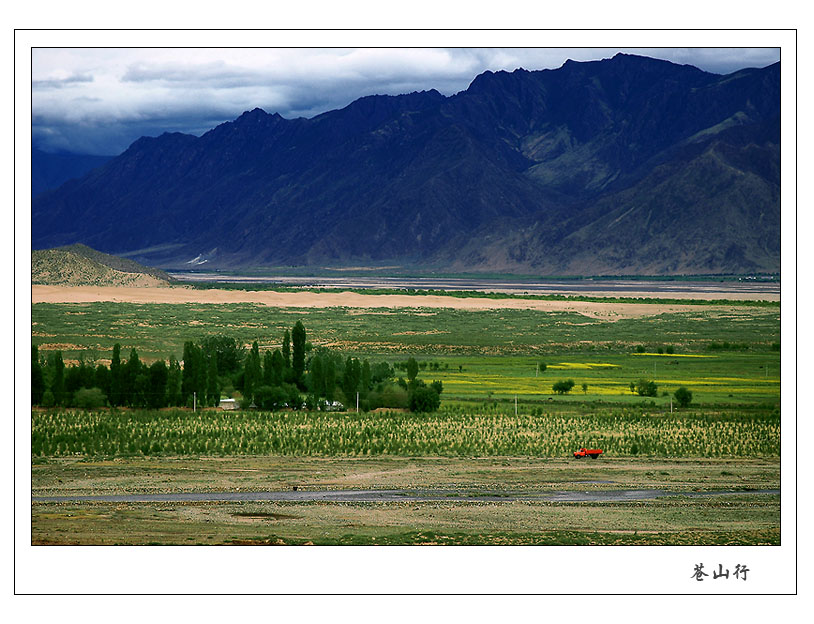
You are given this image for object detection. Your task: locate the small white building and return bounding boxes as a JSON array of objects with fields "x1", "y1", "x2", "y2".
[{"x1": 219, "y1": 398, "x2": 238, "y2": 410}]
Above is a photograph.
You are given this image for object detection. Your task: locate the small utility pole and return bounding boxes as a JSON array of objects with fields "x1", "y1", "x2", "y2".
[
  {"x1": 193, "y1": 391, "x2": 196, "y2": 412},
  {"x1": 515, "y1": 395, "x2": 518, "y2": 416},
  {"x1": 356, "y1": 392, "x2": 359, "y2": 413},
  {"x1": 535, "y1": 363, "x2": 538, "y2": 378}
]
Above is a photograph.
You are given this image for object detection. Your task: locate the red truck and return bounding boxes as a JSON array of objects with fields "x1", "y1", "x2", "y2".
[{"x1": 573, "y1": 447, "x2": 603, "y2": 459}]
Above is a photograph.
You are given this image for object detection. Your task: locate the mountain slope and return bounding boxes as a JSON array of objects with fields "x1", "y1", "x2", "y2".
[{"x1": 31, "y1": 54, "x2": 781, "y2": 275}]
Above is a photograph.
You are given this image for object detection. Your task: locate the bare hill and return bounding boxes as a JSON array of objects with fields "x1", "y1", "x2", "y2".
[{"x1": 32, "y1": 245, "x2": 172, "y2": 287}]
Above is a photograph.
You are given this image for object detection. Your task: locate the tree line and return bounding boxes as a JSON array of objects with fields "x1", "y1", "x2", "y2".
[{"x1": 31, "y1": 321, "x2": 443, "y2": 413}]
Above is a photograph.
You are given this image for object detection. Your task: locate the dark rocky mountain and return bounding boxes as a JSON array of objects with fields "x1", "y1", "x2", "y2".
[
  {"x1": 31, "y1": 148, "x2": 112, "y2": 198},
  {"x1": 31, "y1": 54, "x2": 781, "y2": 275}
]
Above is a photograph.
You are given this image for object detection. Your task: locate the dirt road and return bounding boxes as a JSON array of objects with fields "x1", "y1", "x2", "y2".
[{"x1": 32, "y1": 487, "x2": 779, "y2": 504}]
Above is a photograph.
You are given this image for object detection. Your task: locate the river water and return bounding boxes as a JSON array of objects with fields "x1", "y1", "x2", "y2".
[{"x1": 168, "y1": 273, "x2": 780, "y2": 301}]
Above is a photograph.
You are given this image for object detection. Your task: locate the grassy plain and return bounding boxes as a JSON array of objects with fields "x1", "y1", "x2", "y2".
[
  {"x1": 30, "y1": 289, "x2": 781, "y2": 545},
  {"x1": 31, "y1": 301, "x2": 780, "y2": 358}
]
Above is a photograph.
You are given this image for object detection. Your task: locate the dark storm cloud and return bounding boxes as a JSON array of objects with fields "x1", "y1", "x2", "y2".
[{"x1": 31, "y1": 48, "x2": 780, "y2": 156}]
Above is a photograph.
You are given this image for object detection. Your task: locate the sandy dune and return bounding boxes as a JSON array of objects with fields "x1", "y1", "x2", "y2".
[{"x1": 31, "y1": 284, "x2": 740, "y2": 319}]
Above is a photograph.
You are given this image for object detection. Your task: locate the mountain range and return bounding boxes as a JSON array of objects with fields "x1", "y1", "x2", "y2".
[{"x1": 31, "y1": 53, "x2": 781, "y2": 275}]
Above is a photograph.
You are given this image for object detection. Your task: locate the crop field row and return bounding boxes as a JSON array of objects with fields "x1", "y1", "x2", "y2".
[{"x1": 32, "y1": 408, "x2": 780, "y2": 459}]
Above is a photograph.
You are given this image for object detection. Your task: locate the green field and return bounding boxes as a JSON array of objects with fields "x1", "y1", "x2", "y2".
[
  {"x1": 32, "y1": 301, "x2": 780, "y2": 407},
  {"x1": 416, "y1": 352, "x2": 779, "y2": 406}
]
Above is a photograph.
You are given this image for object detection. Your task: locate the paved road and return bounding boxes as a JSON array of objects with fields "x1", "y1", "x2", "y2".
[{"x1": 31, "y1": 488, "x2": 780, "y2": 504}]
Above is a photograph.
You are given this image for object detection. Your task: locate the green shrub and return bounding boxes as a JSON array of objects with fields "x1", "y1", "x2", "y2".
[
  {"x1": 41, "y1": 390, "x2": 55, "y2": 408},
  {"x1": 636, "y1": 379, "x2": 658, "y2": 397},
  {"x1": 74, "y1": 387, "x2": 107, "y2": 409},
  {"x1": 409, "y1": 386, "x2": 441, "y2": 412},
  {"x1": 552, "y1": 379, "x2": 575, "y2": 395},
  {"x1": 367, "y1": 384, "x2": 409, "y2": 410},
  {"x1": 674, "y1": 386, "x2": 693, "y2": 408}
]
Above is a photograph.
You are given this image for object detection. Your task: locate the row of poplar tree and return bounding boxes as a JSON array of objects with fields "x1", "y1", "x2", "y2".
[{"x1": 31, "y1": 321, "x2": 443, "y2": 412}]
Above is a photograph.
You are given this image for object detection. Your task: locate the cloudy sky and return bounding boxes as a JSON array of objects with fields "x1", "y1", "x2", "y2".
[{"x1": 31, "y1": 47, "x2": 780, "y2": 156}]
